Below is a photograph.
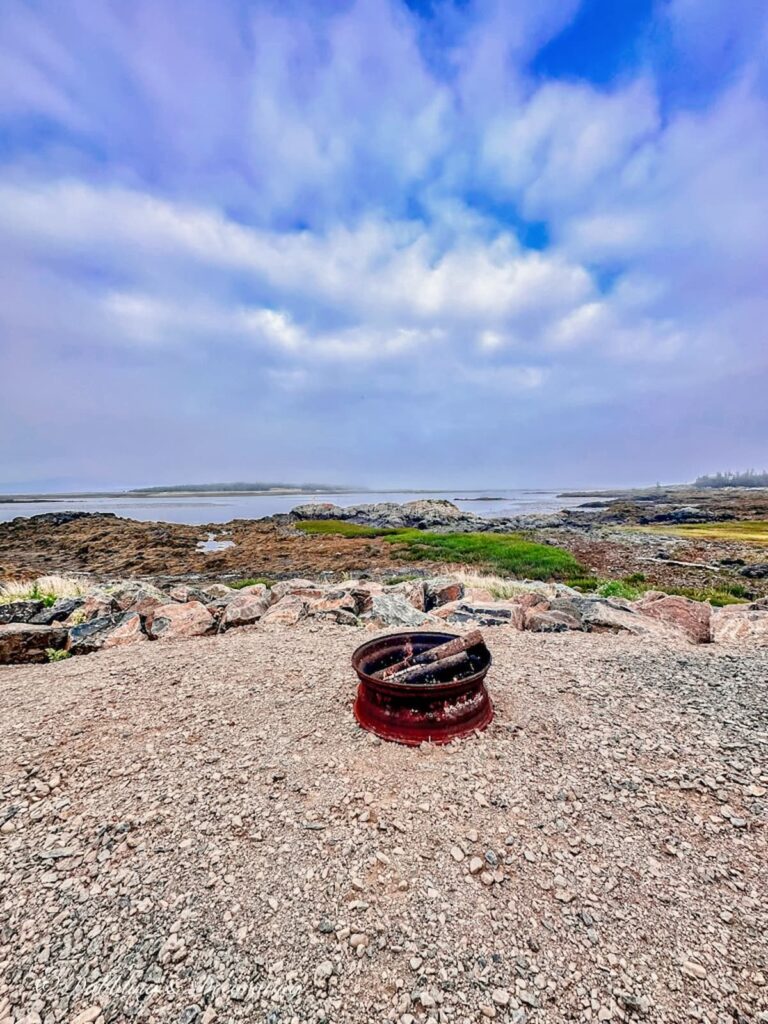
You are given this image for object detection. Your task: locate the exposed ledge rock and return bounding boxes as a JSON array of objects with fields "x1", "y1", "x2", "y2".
[{"x1": 288, "y1": 497, "x2": 734, "y2": 533}]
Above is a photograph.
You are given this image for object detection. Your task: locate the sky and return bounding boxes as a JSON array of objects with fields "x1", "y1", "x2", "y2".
[{"x1": 1, "y1": 0, "x2": 767, "y2": 492}]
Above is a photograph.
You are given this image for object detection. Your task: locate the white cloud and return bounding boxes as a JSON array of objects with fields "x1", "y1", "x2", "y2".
[
  {"x1": 0, "y1": 178, "x2": 602, "y2": 354},
  {"x1": 479, "y1": 79, "x2": 659, "y2": 217},
  {"x1": 1, "y1": 0, "x2": 767, "y2": 487}
]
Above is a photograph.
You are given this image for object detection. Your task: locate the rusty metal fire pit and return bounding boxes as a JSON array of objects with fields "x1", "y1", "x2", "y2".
[{"x1": 351, "y1": 631, "x2": 493, "y2": 746}]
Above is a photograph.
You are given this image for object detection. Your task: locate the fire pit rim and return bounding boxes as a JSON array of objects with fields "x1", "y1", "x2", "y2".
[{"x1": 351, "y1": 629, "x2": 491, "y2": 694}]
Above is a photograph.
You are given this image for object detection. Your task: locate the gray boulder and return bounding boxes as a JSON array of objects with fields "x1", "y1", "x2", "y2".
[
  {"x1": 80, "y1": 589, "x2": 118, "y2": 620},
  {"x1": 169, "y1": 584, "x2": 213, "y2": 603},
  {"x1": 221, "y1": 586, "x2": 271, "y2": 628},
  {"x1": 30, "y1": 598, "x2": 84, "y2": 625},
  {"x1": 364, "y1": 593, "x2": 430, "y2": 627},
  {"x1": 311, "y1": 608, "x2": 360, "y2": 626},
  {"x1": 387, "y1": 580, "x2": 426, "y2": 611},
  {"x1": 0, "y1": 600, "x2": 45, "y2": 625},
  {"x1": 424, "y1": 577, "x2": 464, "y2": 610},
  {"x1": 740, "y1": 563, "x2": 768, "y2": 579},
  {"x1": 548, "y1": 596, "x2": 645, "y2": 634},
  {"x1": 525, "y1": 608, "x2": 583, "y2": 633},
  {"x1": 108, "y1": 581, "x2": 169, "y2": 616},
  {"x1": 67, "y1": 612, "x2": 147, "y2": 654},
  {"x1": 270, "y1": 578, "x2": 320, "y2": 600},
  {"x1": 448, "y1": 602, "x2": 524, "y2": 628},
  {"x1": 148, "y1": 602, "x2": 214, "y2": 640}
]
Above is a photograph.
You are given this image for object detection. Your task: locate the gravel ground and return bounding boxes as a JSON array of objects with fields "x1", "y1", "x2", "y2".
[{"x1": 1, "y1": 624, "x2": 767, "y2": 1024}]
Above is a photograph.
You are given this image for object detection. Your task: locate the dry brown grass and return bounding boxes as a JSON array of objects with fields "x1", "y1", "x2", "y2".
[
  {"x1": 0, "y1": 574, "x2": 88, "y2": 604},
  {"x1": 639, "y1": 520, "x2": 768, "y2": 545}
]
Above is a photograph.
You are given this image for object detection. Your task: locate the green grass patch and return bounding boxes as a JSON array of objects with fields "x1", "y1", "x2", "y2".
[
  {"x1": 660, "y1": 583, "x2": 751, "y2": 606},
  {"x1": 640, "y1": 520, "x2": 768, "y2": 544},
  {"x1": 595, "y1": 579, "x2": 645, "y2": 600},
  {"x1": 384, "y1": 574, "x2": 421, "y2": 585},
  {"x1": 388, "y1": 531, "x2": 584, "y2": 580},
  {"x1": 623, "y1": 572, "x2": 647, "y2": 585},
  {"x1": 296, "y1": 520, "x2": 755, "y2": 598},
  {"x1": 228, "y1": 577, "x2": 275, "y2": 589},
  {"x1": 296, "y1": 521, "x2": 583, "y2": 580},
  {"x1": 565, "y1": 576, "x2": 601, "y2": 592}
]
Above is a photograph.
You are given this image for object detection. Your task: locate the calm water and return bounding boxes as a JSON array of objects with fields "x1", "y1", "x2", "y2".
[{"x1": 0, "y1": 489, "x2": 587, "y2": 526}]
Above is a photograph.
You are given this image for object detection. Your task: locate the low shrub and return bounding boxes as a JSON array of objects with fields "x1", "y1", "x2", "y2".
[
  {"x1": 596, "y1": 580, "x2": 645, "y2": 600},
  {"x1": 565, "y1": 576, "x2": 601, "y2": 592},
  {"x1": 46, "y1": 648, "x2": 71, "y2": 663}
]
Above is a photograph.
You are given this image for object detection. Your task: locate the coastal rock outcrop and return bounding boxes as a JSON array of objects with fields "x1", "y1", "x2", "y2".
[{"x1": 290, "y1": 499, "x2": 489, "y2": 532}]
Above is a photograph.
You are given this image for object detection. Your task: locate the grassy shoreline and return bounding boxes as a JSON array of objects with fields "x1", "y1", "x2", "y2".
[{"x1": 295, "y1": 520, "x2": 753, "y2": 605}]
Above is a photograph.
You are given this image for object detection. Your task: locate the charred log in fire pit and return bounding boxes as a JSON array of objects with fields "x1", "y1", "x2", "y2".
[{"x1": 351, "y1": 630, "x2": 493, "y2": 746}]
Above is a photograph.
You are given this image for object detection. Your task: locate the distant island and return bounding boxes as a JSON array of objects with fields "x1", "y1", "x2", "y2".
[{"x1": 0, "y1": 481, "x2": 363, "y2": 502}]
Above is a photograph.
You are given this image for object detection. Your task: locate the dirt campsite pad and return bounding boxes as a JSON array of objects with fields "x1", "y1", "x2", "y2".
[{"x1": 1, "y1": 621, "x2": 766, "y2": 1023}]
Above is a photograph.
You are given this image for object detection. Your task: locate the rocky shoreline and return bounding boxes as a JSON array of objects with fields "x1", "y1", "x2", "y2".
[
  {"x1": 2, "y1": 568, "x2": 767, "y2": 666},
  {"x1": 290, "y1": 486, "x2": 768, "y2": 531},
  {"x1": 1, "y1": 494, "x2": 767, "y2": 622}
]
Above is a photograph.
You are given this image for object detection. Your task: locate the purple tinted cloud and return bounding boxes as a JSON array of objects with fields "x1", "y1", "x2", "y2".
[{"x1": 0, "y1": 0, "x2": 766, "y2": 490}]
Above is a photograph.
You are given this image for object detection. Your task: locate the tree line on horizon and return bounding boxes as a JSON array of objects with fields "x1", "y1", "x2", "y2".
[{"x1": 694, "y1": 469, "x2": 768, "y2": 488}]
